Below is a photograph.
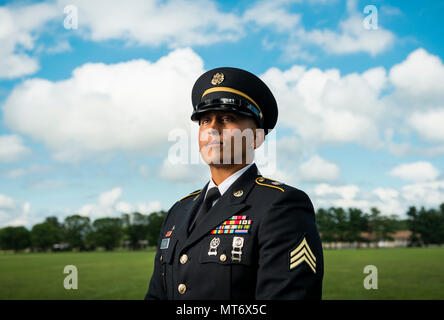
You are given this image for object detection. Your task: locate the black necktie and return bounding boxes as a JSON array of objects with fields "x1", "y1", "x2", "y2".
[{"x1": 189, "y1": 187, "x2": 221, "y2": 233}]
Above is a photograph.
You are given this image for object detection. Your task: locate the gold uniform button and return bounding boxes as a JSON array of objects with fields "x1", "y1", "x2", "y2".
[
  {"x1": 219, "y1": 254, "x2": 227, "y2": 262},
  {"x1": 178, "y1": 283, "x2": 187, "y2": 294},
  {"x1": 180, "y1": 254, "x2": 188, "y2": 264},
  {"x1": 159, "y1": 255, "x2": 163, "y2": 262}
]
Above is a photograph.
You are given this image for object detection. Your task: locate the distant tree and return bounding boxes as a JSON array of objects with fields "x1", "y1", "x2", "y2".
[
  {"x1": 316, "y1": 208, "x2": 337, "y2": 243},
  {"x1": 63, "y1": 215, "x2": 91, "y2": 250},
  {"x1": 89, "y1": 218, "x2": 123, "y2": 251},
  {"x1": 331, "y1": 207, "x2": 347, "y2": 242},
  {"x1": 125, "y1": 212, "x2": 150, "y2": 250},
  {"x1": 146, "y1": 211, "x2": 167, "y2": 246},
  {"x1": 367, "y1": 207, "x2": 397, "y2": 246},
  {"x1": 414, "y1": 206, "x2": 444, "y2": 245},
  {"x1": 44, "y1": 216, "x2": 62, "y2": 229},
  {"x1": 406, "y1": 206, "x2": 422, "y2": 246},
  {"x1": 31, "y1": 222, "x2": 62, "y2": 251},
  {"x1": 0, "y1": 226, "x2": 31, "y2": 251},
  {"x1": 345, "y1": 208, "x2": 368, "y2": 244}
]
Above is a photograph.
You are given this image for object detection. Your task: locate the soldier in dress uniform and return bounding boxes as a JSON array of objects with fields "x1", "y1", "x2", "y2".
[{"x1": 145, "y1": 67, "x2": 323, "y2": 300}]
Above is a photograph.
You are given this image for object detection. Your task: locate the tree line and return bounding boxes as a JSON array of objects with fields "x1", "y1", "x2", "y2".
[
  {"x1": 316, "y1": 203, "x2": 444, "y2": 246},
  {"x1": 0, "y1": 211, "x2": 166, "y2": 252},
  {"x1": 0, "y1": 203, "x2": 443, "y2": 252}
]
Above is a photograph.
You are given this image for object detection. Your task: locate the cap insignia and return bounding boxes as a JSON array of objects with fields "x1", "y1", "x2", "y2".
[{"x1": 211, "y1": 72, "x2": 224, "y2": 85}]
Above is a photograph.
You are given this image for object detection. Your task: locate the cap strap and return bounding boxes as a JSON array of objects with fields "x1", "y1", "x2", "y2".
[{"x1": 201, "y1": 87, "x2": 263, "y2": 119}]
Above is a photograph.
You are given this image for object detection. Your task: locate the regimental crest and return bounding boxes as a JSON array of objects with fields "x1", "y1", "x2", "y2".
[
  {"x1": 289, "y1": 236, "x2": 316, "y2": 273},
  {"x1": 211, "y1": 72, "x2": 224, "y2": 85}
]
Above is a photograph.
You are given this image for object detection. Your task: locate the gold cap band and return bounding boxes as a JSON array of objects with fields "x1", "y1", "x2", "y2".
[{"x1": 201, "y1": 87, "x2": 263, "y2": 118}]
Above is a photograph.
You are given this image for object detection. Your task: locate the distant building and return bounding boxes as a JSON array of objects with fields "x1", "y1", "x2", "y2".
[
  {"x1": 322, "y1": 230, "x2": 413, "y2": 249},
  {"x1": 52, "y1": 242, "x2": 70, "y2": 251}
]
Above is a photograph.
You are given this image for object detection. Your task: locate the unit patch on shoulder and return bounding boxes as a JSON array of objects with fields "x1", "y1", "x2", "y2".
[{"x1": 289, "y1": 236, "x2": 316, "y2": 273}]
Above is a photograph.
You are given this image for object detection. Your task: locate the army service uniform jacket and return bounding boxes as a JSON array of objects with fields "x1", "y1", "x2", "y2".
[{"x1": 145, "y1": 164, "x2": 323, "y2": 300}]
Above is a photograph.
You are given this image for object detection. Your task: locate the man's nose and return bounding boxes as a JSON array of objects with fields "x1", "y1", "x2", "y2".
[{"x1": 206, "y1": 117, "x2": 222, "y2": 134}]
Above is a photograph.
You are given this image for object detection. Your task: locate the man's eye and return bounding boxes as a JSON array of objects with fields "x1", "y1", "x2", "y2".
[
  {"x1": 200, "y1": 118, "x2": 210, "y2": 125},
  {"x1": 222, "y1": 116, "x2": 233, "y2": 122}
]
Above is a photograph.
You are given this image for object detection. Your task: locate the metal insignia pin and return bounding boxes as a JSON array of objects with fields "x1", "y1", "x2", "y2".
[
  {"x1": 271, "y1": 181, "x2": 282, "y2": 186},
  {"x1": 233, "y1": 189, "x2": 243, "y2": 197},
  {"x1": 258, "y1": 177, "x2": 265, "y2": 182},
  {"x1": 208, "y1": 237, "x2": 220, "y2": 256},
  {"x1": 211, "y1": 72, "x2": 224, "y2": 85},
  {"x1": 231, "y1": 236, "x2": 244, "y2": 262}
]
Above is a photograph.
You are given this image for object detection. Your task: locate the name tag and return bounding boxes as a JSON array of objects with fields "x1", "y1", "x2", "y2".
[{"x1": 160, "y1": 238, "x2": 170, "y2": 249}]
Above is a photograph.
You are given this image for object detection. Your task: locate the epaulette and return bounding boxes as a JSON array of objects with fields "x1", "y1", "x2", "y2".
[
  {"x1": 255, "y1": 176, "x2": 285, "y2": 192},
  {"x1": 179, "y1": 189, "x2": 202, "y2": 202}
]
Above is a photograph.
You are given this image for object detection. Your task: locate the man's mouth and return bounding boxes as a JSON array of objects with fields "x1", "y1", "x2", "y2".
[{"x1": 205, "y1": 140, "x2": 223, "y2": 147}]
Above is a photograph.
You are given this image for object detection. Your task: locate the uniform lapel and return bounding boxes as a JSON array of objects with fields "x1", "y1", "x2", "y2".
[
  {"x1": 174, "y1": 182, "x2": 209, "y2": 242},
  {"x1": 180, "y1": 164, "x2": 260, "y2": 252}
]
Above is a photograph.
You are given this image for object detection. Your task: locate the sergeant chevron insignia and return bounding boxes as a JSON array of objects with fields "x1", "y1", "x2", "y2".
[{"x1": 289, "y1": 236, "x2": 316, "y2": 273}]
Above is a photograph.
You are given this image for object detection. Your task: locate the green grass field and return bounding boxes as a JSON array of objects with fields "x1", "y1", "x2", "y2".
[{"x1": 0, "y1": 247, "x2": 443, "y2": 299}]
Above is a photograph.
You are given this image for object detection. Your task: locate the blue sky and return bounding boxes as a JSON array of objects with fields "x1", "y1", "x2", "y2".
[{"x1": 1, "y1": 0, "x2": 444, "y2": 227}]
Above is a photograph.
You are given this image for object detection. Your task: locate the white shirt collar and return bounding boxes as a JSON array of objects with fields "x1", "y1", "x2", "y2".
[{"x1": 205, "y1": 163, "x2": 260, "y2": 199}]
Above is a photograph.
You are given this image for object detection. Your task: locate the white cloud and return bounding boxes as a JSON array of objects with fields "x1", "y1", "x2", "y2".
[
  {"x1": 298, "y1": 155, "x2": 340, "y2": 183},
  {"x1": 314, "y1": 183, "x2": 360, "y2": 201},
  {"x1": 1, "y1": 164, "x2": 51, "y2": 179},
  {"x1": 245, "y1": 0, "x2": 395, "y2": 58},
  {"x1": 138, "y1": 201, "x2": 162, "y2": 214},
  {"x1": 57, "y1": 0, "x2": 243, "y2": 47},
  {"x1": 0, "y1": 194, "x2": 31, "y2": 227},
  {"x1": 3, "y1": 168, "x2": 27, "y2": 179},
  {"x1": 310, "y1": 178, "x2": 444, "y2": 216},
  {"x1": 402, "y1": 180, "x2": 444, "y2": 208},
  {"x1": 27, "y1": 179, "x2": 66, "y2": 190},
  {"x1": 311, "y1": 183, "x2": 401, "y2": 215},
  {"x1": 3, "y1": 48, "x2": 204, "y2": 162},
  {"x1": 0, "y1": 3, "x2": 57, "y2": 79},
  {"x1": 78, "y1": 187, "x2": 161, "y2": 219},
  {"x1": 389, "y1": 48, "x2": 444, "y2": 101},
  {"x1": 116, "y1": 200, "x2": 162, "y2": 215},
  {"x1": 44, "y1": 40, "x2": 72, "y2": 54},
  {"x1": 260, "y1": 48, "x2": 444, "y2": 156},
  {"x1": 261, "y1": 65, "x2": 387, "y2": 148},
  {"x1": 408, "y1": 110, "x2": 444, "y2": 142},
  {"x1": 158, "y1": 158, "x2": 208, "y2": 183},
  {"x1": 243, "y1": 0, "x2": 301, "y2": 32},
  {"x1": 390, "y1": 162, "x2": 440, "y2": 183},
  {"x1": 300, "y1": 14, "x2": 395, "y2": 56},
  {"x1": 77, "y1": 187, "x2": 164, "y2": 220},
  {"x1": 0, "y1": 135, "x2": 31, "y2": 162}
]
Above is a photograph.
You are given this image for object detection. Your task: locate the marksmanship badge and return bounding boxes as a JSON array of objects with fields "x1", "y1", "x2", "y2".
[{"x1": 208, "y1": 237, "x2": 221, "y2": 256}]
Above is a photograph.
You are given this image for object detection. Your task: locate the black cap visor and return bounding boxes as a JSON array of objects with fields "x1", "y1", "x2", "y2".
[{"x1": 191, "y1": 98, "x2": 264, "y2": 128}]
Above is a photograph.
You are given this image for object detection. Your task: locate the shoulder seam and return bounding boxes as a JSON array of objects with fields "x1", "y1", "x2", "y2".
[
  {"x1": 255, "y1": 177, "x2": 285, "y2": 192},
  {"x1": 179, "y1": 190, "x2": 202, "y2": 202}
]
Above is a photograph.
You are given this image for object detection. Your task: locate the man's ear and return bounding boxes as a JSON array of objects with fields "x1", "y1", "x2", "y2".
[{"x1": 253, "y1": 128, "x2": 265, "y2": 149}]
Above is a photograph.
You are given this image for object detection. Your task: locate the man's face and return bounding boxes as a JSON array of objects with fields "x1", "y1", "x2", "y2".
[{"x1": 198, "y1": 110, "x2": 264, "y2": 166}]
